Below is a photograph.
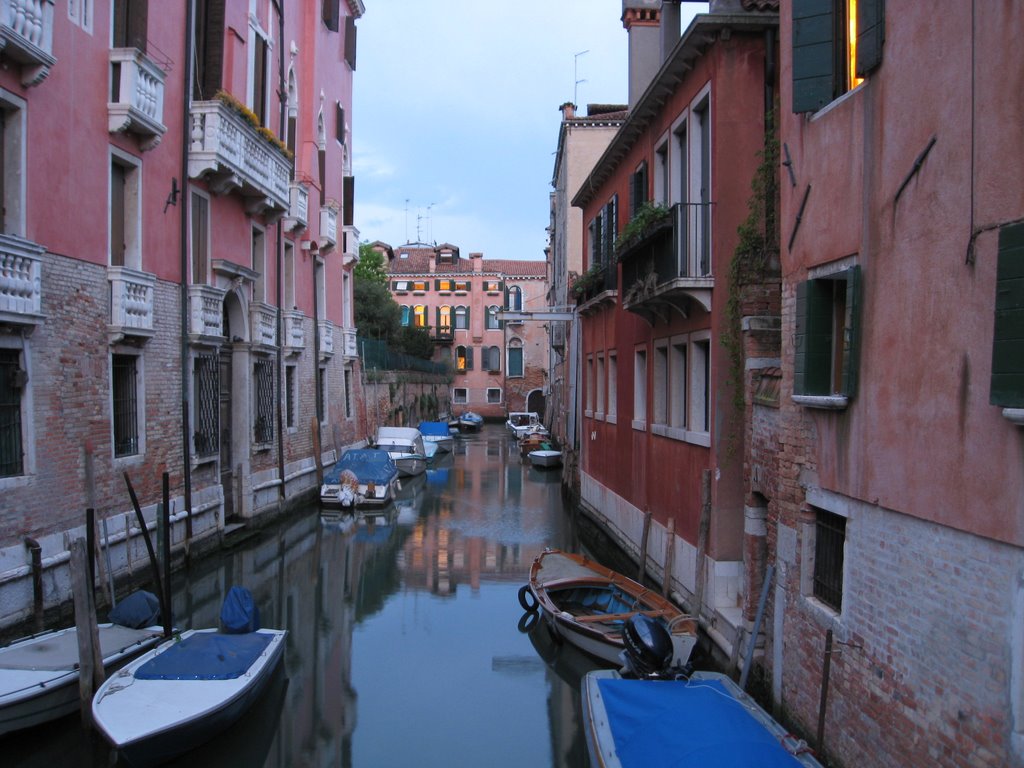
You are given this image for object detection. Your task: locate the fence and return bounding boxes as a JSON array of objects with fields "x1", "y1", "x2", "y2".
[{"x1": 358, "y1": 337, "x2": 449, "y2": 375}]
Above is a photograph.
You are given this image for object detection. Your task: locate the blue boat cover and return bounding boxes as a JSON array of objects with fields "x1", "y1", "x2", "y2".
[
  {"x1": 109, "y1": 590, "x2": 162, "y2": 629},
  {"x1": 221, "y1": 585, "x2": 260, "y2": 633},
  {"x1": 324, "y1": 449, "x2": 398, "y2": 484},
  {"x1": 418, "y1": 421, "x2": 450, "y2": 437},
  {"x1": 597, "y1": 678, "x2": 810, "y2": 767},
  {"x1": 135, "y1": 632, "x2": 273, "y2": 680}
]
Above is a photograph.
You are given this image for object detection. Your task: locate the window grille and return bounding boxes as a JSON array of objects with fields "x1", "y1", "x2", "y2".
[
  {"x1": 286, "y1": 365, "x2": 296, "y2": 429},
  {"x1": 813, "y1": 509, "x2": 846, "y2": 611},
  {"x1": 112, "y1": 354, "x2": 139, "y2": 457},
  {"x1": 194, "y1": 353, "x2": 219, "y2": 457},
  {"x1": 254, "y1": 358, "x2": 274, "y2": 444},
  {"x1": 343, "y1": 368, "x2": 352, "y2": 418},
  {"x1": 0, "y1": 349, "x2": 23, "y2": 476}
]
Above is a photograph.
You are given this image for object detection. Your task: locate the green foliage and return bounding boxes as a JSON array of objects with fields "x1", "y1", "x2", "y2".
[
  {"x1": 570, "y1": 264, "x2": 605, "y2": 300},
  {"x1": 615, "y1": 202, "x2": 670, "y2": 257},
  {"x1": 356, "y1": 242, "x2": 389, "y2": 285},
  {"x1": 393, "y1": 325, "x2": 435, "y2": 359},
  {"x1": 354, "y1": 277, "x2": 401, "y2": 341}
]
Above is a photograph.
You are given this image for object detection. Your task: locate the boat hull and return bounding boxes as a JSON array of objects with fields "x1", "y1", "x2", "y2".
[
  {"x1": 393, "y1": 456, "x2": 426, "y2": 477},
  {"x1": 528, "y1": 450, "x2": 562, "y2": 468}
]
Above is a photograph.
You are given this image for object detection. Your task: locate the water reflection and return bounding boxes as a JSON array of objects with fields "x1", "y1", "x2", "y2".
[{"x1": 2, "y1": 425, "x2": 600, "y2": 767}]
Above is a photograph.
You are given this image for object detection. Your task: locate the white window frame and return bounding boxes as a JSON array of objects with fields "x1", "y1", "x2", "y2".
[
  {"x1": 110, "y1": 147, "x2": 142, "y2": 270},
  {"x1": 654, "y1": 133, "x2": 670, "y2": 206},
  {"x1": 669, "y1": 335, "x2": 688, "y2": 434},
  {"x1": 607, "y1": 352, "x2": 618, "y2": 423},
  {"x1": 247, "y1": 5, "x2": 273, "y2": 125},
  {"x1": 486, "y1": 387, "x2": 502, "y2": 404},
  {"x1": 0, "y1": 89, "x2": 27, "y2": 237},
  {"x1": 585, "y1": 355, "x2": 594, "y2": 417},
  {"x1": 632, "y1": 347, "x2": 647, "y2": 431},
  {"x1": 596, "y1": 354, "x2": 606, "y2": 420},
  {"x1": 452, "y1": 387, "x2": 468, "y2": 404},
  {"x1": 0, "y1": 337, "x2": 34, "y2": 487},
  {"x1": 69, "y1": 0, "x2": 95, "y2": 33},
  {"x1": 687, "y1": 331, "x2": 711, "y2": 446},
  {"x1": 110, "y1": 347, "x2": 145, "y2": 465},
  {"x1": 689, "y1": 86, "x2": 712, "y2": 277},
  {"x1": 652, "y1": 340, "x2": 669, "y2": 432},
  {"x1": 251, "y1": 224, "x2": 267, "y2": 303}
]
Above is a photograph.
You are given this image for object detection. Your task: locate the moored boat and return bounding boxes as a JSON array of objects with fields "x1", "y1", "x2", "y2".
[
  {"x1": 457, "y1": 411, "x2": 483, "y2": 431},
  {"x1": 418, "y1": 421, "x2": 455, "y2": 453},
  {"x1": 528, "y1": 449, "x2": 562, "y2": 468},
  {"x1": 375, "y1": 426, "x2": 428, "y2": 477},
  {"x1": 521, "y1": 549, "x2": 696, "y2": 668},
  {"x1": 505, "y1": 411, "x2": 541, "y2": 439},
  {"x1": 321, "y1": 448, "x2": 401, "y2": 509}
]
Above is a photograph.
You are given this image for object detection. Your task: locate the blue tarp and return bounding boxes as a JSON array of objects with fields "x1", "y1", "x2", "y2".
[
  {"x1": 221, "y1": 585, "x2": 260, "y2": 633},
  {"x1": 136, "y1": 632, "x2": 273, "y2": 680},
  {"x1": 109, "y1": 590, "x2": 162, "y2": 629},
  {"x1": 418, "y1": 421, "x2": 451, "y2": 437},
  {"x1": 324, "y1": 449, "x2": 398, "y2": 485},
  {"x1": 597, "y1": 678, "x2": 811, "y2": 767}
]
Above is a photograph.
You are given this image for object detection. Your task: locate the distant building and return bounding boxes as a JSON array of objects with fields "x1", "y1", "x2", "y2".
[{"x1": 378, "y1": 243, "x2": 548, "y2": 420}]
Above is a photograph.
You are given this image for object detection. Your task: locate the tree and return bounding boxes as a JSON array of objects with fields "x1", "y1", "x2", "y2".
[
  {"x1": 353, "y1": 277, "x2": 401, "y2": 341},
  {"x1": 355, "y1": 242, "x2": 389, "y2": 285},
  {"x1": 394, "y1": 325, "x2": 434, "y2": 359}
]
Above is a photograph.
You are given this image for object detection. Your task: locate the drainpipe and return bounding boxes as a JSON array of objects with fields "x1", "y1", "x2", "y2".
[
  {"x1": 23, "y1": 537, "x2": 43, "y2": 632},
  {"x1": 178, "y1": 0, "x2": 196, "y2": 547},
  {"x1": 275, "y1": 0, "x2": 287, "y2": 500}
]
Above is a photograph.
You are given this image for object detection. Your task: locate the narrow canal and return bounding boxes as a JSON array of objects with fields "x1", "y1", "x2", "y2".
[{"x1": 5, "y1": 424, "x2": 613, "y2": 767}]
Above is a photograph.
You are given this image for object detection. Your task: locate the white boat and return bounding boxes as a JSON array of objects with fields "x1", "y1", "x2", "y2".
[
  {"x1": 93, "y1": 588, "x2": 286, "y2": 768},
  {"x1": 375, "y1": 426, "x2": 427, "y2": 477},
  {"x1": 506, "y1": 411, "x2": 541, "y2": 439},
  {"x1": 457, "y1": 411, "x2": 483, "y2": 431},
  {"x1": 320, "y1": 448, "x2": 401, "y2": 509},
  {"x1": 528, "y1": 449, "x2": 562, "y2": 468},
  {"x1": 418, "y1": 421, "x2": 454, "y2": 453},
  {"x1": 0, "y1": 622, "x2": 163, "y2": 736}
]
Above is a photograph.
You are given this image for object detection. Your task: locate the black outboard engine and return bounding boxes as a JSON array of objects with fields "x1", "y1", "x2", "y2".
[{"x1": 620, "y1": 614, "x2": 691, "y2": 680}]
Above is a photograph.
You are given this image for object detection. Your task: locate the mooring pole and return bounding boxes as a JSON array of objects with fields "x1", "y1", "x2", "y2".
[
  {"x1": 70, "y1": 538, "x2": 103, "y2": 731},
  {"x1": 123, "y1": 471, "x2": 169, "y2": 630},
  {"x1": 162, "y1": 472, "x2": 172, "y2": 637},
  {"x1": 637, "y1": 510, "x2": 653, "y2": 583},
  {"x1": 817, "y1": 628, "x2": 834, "y2": 749}
]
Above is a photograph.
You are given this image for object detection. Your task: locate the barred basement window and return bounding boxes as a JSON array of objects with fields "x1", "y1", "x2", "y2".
[
  {"x1": 317, "y1": 365, "x2": 326, "y2": 422},
  {"x1": 343, "y1": 368, "x2": 352, "y2": 418},
  {"x1": 254, "y1": 358, "x2": 274, "y2": 444},
  {"x1": 112, "y1": 354, "x2": 139, "y2": 457},
  {"x1": 0, "y1": 349, "x2": 24, "y2": 477},
  {"x1": 194, "y1": 353, "x2": 219, "y2": 457},
  {"x1": 813, "y1": 508, "x2": 846, "y2": 612},
  {"x1": 285, "y1": 365, "x2": 296, "y2": 429}
]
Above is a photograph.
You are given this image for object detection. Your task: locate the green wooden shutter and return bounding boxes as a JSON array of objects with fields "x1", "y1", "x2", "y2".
[
  {"x1": 792, "y1": 0, "x2": 835, "y2": 113},
  {"x1": 991, "y1": 223, "x2": 1024, "y2": 407},
  {"x1": 841, "y1": 265, "x2": 862, "y2": 398},
  {"x1": 794, "y1": 278, "x2": 833, "y2": 395},
  {"x1": 856, "y1": 0, "x2": 884, "y2": 77},
  {"x1": 466, "y1": 346, "x2": 474, "y2": 371},
  {"x1": 794, "y1": 281, "x2": 809, "y2": 394}
]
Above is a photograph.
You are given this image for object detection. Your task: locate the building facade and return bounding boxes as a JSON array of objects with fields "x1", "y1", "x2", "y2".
[
  {"x1": 381, "y1": 243, "x2": 548, "y2": 421},
  {"x1": 0, "y1": 0, "x2": 367, "y2": 628}
]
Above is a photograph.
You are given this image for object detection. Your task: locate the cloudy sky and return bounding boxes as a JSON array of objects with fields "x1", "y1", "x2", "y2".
[{"x1": 352, "y1": 2, "x2": 707, "y2": 262}]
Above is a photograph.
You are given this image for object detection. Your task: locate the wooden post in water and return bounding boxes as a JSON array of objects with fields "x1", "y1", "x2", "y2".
[
  {"x1": 694, "y1": 470, "x2": 712, "y2": 616},
  {"x1": 637, "y1": 510, "x2": 652, "y2": 583},
  {"x1": 312, "y1": 416, "x2": 323, "y2": 486},
  {"x1": 123, "y1": 471, "x2": 169, "y2": 631},
  {"x1": 162, "y1": 472, "x2": 172, "y2": 637},
  {"x1": 70, "y1": 538, "x2": 103, "y2": 730},
  {"x1": 662, "y1": 518, "x2": 675, "y2": 597}
]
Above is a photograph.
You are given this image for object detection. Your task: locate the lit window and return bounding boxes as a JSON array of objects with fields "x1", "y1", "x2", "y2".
[
  {"x1": 414, "y1": 305, "x2": 426, "y2": 328},
  {"x1": 438, "y1": 305, "x2": 452, "y2": 333},
  {"x1": 508, "y1": 340, "x2": 523, "y2": 377}
]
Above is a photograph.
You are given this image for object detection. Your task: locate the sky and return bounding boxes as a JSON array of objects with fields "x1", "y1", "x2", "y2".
[{"x1": 353, "y1": 1, "x2": 703, "y2": 262}]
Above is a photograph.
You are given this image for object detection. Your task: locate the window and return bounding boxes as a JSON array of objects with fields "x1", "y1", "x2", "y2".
[
  {"x1": 454, "y1": 279, "x2": 469, "y2": 292},
  {"x1": 508, "y1": 340, "x2": 523, "y2": 377},
  {"x1": 438, "y1": 279, "x2": 453, "y2": 292},
  {"x1": 193, "y1": 353, "x2": 218, "y2": 457},
  {"x1": 113, "y1": 0, "x2": 148, "y2": 51},
  {"x1": 285, "y1": 364, "x2": 296, "y2": 429},
  {"x1": 194, "y1": 0, "x2": 224, "y2": 100},
  {"x1": 190, "y1": 190, "x2": 209, "y2": 284},
  {"x1": 633, "y1": 348, "x2": 647, "y2": 428},
  {"x1": 254, "y1": 358, "x2": 274, "y2": 444},
  {"x1": 588, "y1": 214, "x2": 603, "y2": 269},
  {"x1": 670, "y1": 339, "x2": 687, "y2": 428},
  {"x1": 483, "y1": 346, "x2": 500, "y2": 372},
  {"x1": 248, "y1": 12, "x2": 270, "y2": 125},
  {"x1": 400, "y1": 306, "x2": 410, "y2": 327},
  {"x1": 456, "y1": 345, "x2": 472, "y2": 372},
  {"x1": 399, "y1": 251, "x2": 409, "y2": 259},
  {"x1": 485, "y1": 280, "x2": 502, "y2": 293},
  {"x1": 692, "y1": 96, "x2": 711, "y2": 276},
  {"x1": 251, "y1": 226, "x2": 266, "y2": 303},
  {"x1": 413, "y1": 280, "x2": 427, "y2": 292},
  {"x1": 689, "y1": 336, "x2": 710, "y2": 434},
  {"x1": 414, "y1": 305, "x2": 426, "y2": 328},
  {"x1": 344, "y1": 14, "x2": 357, "y2": 70},
  {"x1": 629, "y1": 160, "x2": 648, "y2": 218},
  {"x1": 586, "y1": 356, "x2": 594, "y2": 415},
  {"x1": 0, "y1": 347, "x2": 24, "y2": 477},
  {"x1": 317, "y1": 364, "x2": 326, "y2": 422},
  {"x1": 453, "y1": 387, "x2": 468, "y2": 404},
  {"x1": 596, "y1": 355, "x2": 606, "y2": 417},
  {"x1": 607, "y1": 353, "x2": 618, "y2": 421},
  {"x1": 343, "y1": 367, "x2": 352, "y2": 418},
  {"x1": 506, "y1": 286, "x2": 522, "y2": 311},
  {"x1": 991, "y1": 223, "x2": 1024, "y2": 409},
  {"x1": 110, "y1": 152, "x2": 141, "y2": 269},
  {"x1": 486, "y1": 306, "x2": 501, "y2": 330},
  {"x1": 652, "y1": 342, "x2": 669, "y2": 426},
  {"x1": 112, "y1": 353, "x2": 140, "y2": 457},
  {"x1": 454, "y1": 306, "x2": 469, "y2": 330},
  {"x1": 794, "y1": 265, "x2": 861, "y2": 404},
  {"x1": 792, "y1": 0, "x2": 883, "y2": 114},
  {"x1": 315, "y1": 257, "x2": 326, "y2": 322},
  {"x1": 0, "y1": 94, "x2": 26, "y2": 236},
  {"x1": 322, "y1": 0, "x2": 340, "y2": 31},
  {"x1": 602, "y1": 196, "x2": 618, "y2": 265},
  {"x1": 487, "y1": 388, "x2": 502, "y2": 404},
  {"x1": 68, "y1": 0, "x2": 94, "y2": 33},
  {"x1": 438, "y1": 305, "x2": 452, "y2": 334},
  {"x1": 395, "y1": 281, "x2": 409, "y2": 292},
  {"x1": 283, "y1": 241, "x2": 295, "y2": 309},
  {"x1": 654, "y1": 139, "x2": 669, "y2": 205},
  {"x1": 812, "y1": 508, "x2": 846, "y2": 612}
]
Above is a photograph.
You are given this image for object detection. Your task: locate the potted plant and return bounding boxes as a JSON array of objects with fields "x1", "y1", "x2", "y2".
[{"x1": 615, "y1": 202, "x2": 671, "y2": 260}]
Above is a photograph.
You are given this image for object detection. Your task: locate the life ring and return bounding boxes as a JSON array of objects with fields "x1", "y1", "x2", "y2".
[
  {"x1": 518, "y1": 584, "x2": 538, "y2": 612},
  {"x1": 517, "y1": 610, "x2": 539, "y2": 634}
]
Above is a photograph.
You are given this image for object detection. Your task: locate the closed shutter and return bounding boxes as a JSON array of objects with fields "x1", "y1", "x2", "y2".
[
  {"x1": 991, "y1": 223, "x2": 1024, "y2": 407},
  {"x1": 466, "y1": 346, "x2": 474, "y2": 371},
  {"x1": 322, "y1": 0, "x2": 340, "y2": 32},
  {"x1": 343, "y1": 176, "x2": 354, "y2": 226},
  {"x1": 794, "y1": 279, "x2": 832, "y2": 395},
  {"x1": 840, "y1": 265, "x2": 862, "y2": 397},
  {"x1": 856, "y1": 0, "x2": 884, "y2": 77},
  {"x1": 792, "y1": 0, "x2": 835, "y2": 113},
  {"x1": 345, "y1": 16, "x2": 358, "y2": 70}
]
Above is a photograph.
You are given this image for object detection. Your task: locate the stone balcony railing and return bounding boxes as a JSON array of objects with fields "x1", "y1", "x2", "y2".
[
  {"x1": 188, "y1": 284, "x2": 226, "y2": 340},
  {"x1": 0, "y1": 234, "x2": 44, "y2": 327},
  {"x1": 108, "y1": 48, "x2": 166, "y2": 150},
  {"x1": 283, "y1": 309, "x2": 305, "y2": 354},
  {"x1": 342, "y1": 327, "x2": 357, "y2": 358},
  {"x1": 318, "y1": 320, "x2": 334, "y2": 358},
  {"x1": 249, "y1": 301, "x2": 276, "y2": 348},
  {"x1": 343, "y1": 224, "x2": 359, "y2": 264},
  {"x1": 0, "y1": 0, "x2": 56, "y2": 87},
  {"x1": 108, "y1": 266, "x2": 155, "y2": 342},
  {"x1": 188, "y1": 99, "x2": 290, "y2": 218},
  {"x1": 283, "y1": 182, "x2": 308, "y2": 232},
  {"x1": 319, "y1": 203, "x2": 338, "y2": 251}
]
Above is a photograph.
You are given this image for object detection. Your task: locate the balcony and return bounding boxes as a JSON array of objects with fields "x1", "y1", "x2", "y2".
[
  {"x1": 343, "y1": 224, "x2": 360, "y2": 265},
  {"x1": 319, "y1": 203, "x2": 339, "y2": 251},
  {"x1": 188, "y1": 284, "x2": 226, "y2": 341},
  {"x1": 0, "y1": 0, "x2": 56, "y2": 87},
  {"x1": 283, "y1": 309, "x2": 305, "y2": 355},
  {"x1": 188, "y1": 99, "x2": 290, "y2": 218},
  {"x1": 108, "y1": 48, "x2": 166, "y2": 150},
  {"x1": 108, "y1": 266, "x2": 154, "y2": 343},
  {"x1": 432, "y1": 327, "x2": 454, "y2": 345},
  {"x1": 0, "y1": 234, "x2": 44, "y2": 328},
  {"x1": 342, "y1": 327, "x2": 357, "y2": 358},
  {"x1": 318, "y1": 319, "x2": 334, "y2": 358},
  {"x1": 618, "y1": 203, "x2": 713, "y2": 325},
  {"x1": 283, "y1": 181, "x2": 308, "y2": 232},
  {"x1": 573, "y1": 263, "x2": 618, "y2": 316},
  {"x1": 250, "y1": 301, "x2": 277, "y2": 348}
]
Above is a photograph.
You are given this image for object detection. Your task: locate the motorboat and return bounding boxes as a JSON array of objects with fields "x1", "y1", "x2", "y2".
[
  {"x1": 457, "y1": 411, "x2": 484, "y2": 431},
  {"x1": 321, "y1": 448, "x2": 401, "y2": 509},
  {"x1": 528, "y1": 449, "x2": 562, "y2": 468},
  {"x1": 505, "y1": 411, "x2": 541, "y2": 439},
  {"x1": 375, "y1": 426, "x2": 427, "y2": 477},
  {"x1": 418, "y1": 421, "x2": 454, "y2": 453}
]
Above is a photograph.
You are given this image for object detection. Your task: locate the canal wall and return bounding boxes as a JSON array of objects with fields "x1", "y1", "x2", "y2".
[{"x1": 360, "y1": 370, "x2": 452, "y2": 435}]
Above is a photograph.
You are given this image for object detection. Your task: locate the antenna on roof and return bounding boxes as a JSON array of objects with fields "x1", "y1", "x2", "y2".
[
  {"x1": 574, "y1": 49, "x2": 589, "y2": 107},
  {"x1": 404, "y1": 198, "x2": 410, "y2": 243}
]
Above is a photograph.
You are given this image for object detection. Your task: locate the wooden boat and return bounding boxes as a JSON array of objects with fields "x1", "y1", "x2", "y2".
[
  {"x1": 582, "y1": 669, "x2": 823, "y2": 768},
  {"x1": 0, "y1": 621, "x2": 163, "y2": 736},
  {"x1": 320, "y1": 448, "x2": 400, "y2": 508},
  {"x1": 92, "y1": 589, "x2": 286, "y2": 768},
  {"x1": 375, "y1": 426, "x2": 427, "y2": 477},
  {"x1": 528, "y1": 449, "x2": 562, "y2": 468},
  {"x1": 418, "y1": 421, "x2": 454, "y2": 453},
  {"x1": 523, "y1": 549, "x2": 696, "y2": 667}
]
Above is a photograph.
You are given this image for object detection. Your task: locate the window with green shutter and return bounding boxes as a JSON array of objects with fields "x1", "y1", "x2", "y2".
[
  {"x1": 991, "y1": 223, "x2": 1024, "y2": 408},
  {"x1": 794, "y1": 265, "x2": 861, "y2": 403}
]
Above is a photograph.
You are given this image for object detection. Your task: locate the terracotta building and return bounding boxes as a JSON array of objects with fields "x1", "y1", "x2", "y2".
[
  {"x1": 380, "y1": 243, "x2": 548, "y2": 420},
  {"x1": 0, "y1": 1, "x2": 367, "y2": 628}
]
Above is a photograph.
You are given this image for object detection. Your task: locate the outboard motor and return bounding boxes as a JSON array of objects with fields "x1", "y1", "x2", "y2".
[{"x1": 620, "y1": 614, "x2": 691, "y2": 680}]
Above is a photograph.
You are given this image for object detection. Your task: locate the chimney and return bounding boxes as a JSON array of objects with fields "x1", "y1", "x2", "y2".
[
  {"x1": 660, "y1": 1, "x2": 680, "y2": 63},
  {"x1": 429, "y1": 250, "x2": 437, "y2": 273},
  {"x1": 560, "y1": 102, "x2": 576, "y2": 120},
  {"x1": 622, "y1": 0, "x2": 662, "y2": 109},
  {"x1": 710, "y1": 0, "x2": 747, "y2": 13},
  {"x1": 470, "y1": 252, "x2": 483, "y2": 273}
]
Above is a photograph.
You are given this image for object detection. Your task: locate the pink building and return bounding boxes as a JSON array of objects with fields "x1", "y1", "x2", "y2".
[
  {"x1": 381, "y1": 243, "x2": 548, "y2": 420},
  {"x1": 0, "y1": 1, "x2": 366, "y2": 628}
]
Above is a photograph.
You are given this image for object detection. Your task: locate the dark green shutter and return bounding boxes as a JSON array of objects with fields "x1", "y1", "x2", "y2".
[
  {"x1": 991, "y1": 223, "x2": 1024, "y2": 407},
  {"x1": 856, "y1": 0, "x2": 884, "y2": 77},
  {"x1": 466, "y1": 346, "x2": 474, "y2": 371},
  {"x1": 794, "y1": 278, "x2": 833, "y2": 395},
  {"x1": 322, "y1": 0, "x2": 339, "y2": 32},
  {"x1": 792, "y1": 0, "x2": 835, "y2": 113},
  {"x1": 345, "y1": 15, "x2": 357, "y2": 70},
  {"x1": 794, "y1": 281, "x2": 809, "y2": 394},
  {"x1": 841, "y1": 265, "x2": 862, "y2": 398}
]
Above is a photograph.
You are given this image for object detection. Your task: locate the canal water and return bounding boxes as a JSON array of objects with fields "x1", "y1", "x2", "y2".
[{"x1": 4, "y1": 425, "x2": 612, "y2": 767}]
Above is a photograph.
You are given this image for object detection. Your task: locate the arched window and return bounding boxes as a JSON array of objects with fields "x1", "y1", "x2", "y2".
[
  {"x1": 486, "y1": 305, "x2": 500, "y2": 330},
  {"x1": 438, "y1": 305, "x2": 452, "y2": 333},
  {"x1": 456, "y1": 345, "x2": 472, "y2": 372},
  {"x1": 454, "y1": 305, "x2": 469, "y2": 330},
  {"x1": 400, "y1": 305, "x2": 411, "y2": 326},
  {"x1": 508, "y1": 338, "x2": 524, "y2": 377},
  {"x1": 486, "y1": 345, "x2": 500, "y2": 372},
  {"x1": 506, "y1": 285, "x2": 522, "y2": 311},
  {"x1": 414, "y1": 305, "x2": 427, "y2": 328}
]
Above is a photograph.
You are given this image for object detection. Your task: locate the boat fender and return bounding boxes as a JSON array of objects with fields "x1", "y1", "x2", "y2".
[
  {"x1": 517, "y1": 610, "x2": 539, "y2": 634},
  {"x1": 517, "y1": 584, "x2": 539, "y2": 613}
]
